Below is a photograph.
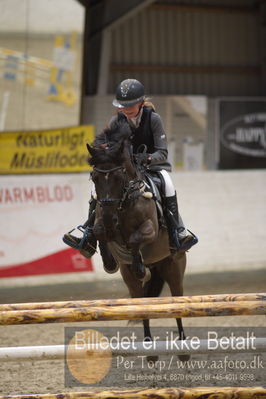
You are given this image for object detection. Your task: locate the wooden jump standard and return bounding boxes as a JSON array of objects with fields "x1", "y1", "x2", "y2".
[
  {"x1": 0, "y1": 300, "x2": 265, "y2": 325},
  {"x1": 0, "y1": 292, "x2": 264, "y2": 311},
  {"x1": 0, "y1": 387, "x2": 265, "y2": 399}
]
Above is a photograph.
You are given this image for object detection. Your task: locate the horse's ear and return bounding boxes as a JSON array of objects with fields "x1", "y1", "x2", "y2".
[{"x1": 86, "y1": 143, "x2": 95, "y2": 156}]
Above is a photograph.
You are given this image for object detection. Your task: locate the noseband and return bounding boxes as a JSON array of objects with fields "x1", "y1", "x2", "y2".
[{"x1": 93, "y1": 165, "x2": 144, "y2": 210}]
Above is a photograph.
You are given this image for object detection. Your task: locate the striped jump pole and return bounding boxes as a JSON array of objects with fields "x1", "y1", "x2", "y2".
[
  {"x1": 0, "y1": 292, "x2": 265, "y2": 311},
  {"x1": 0, "y1": 300, "x2": 265, "y2": 325},
  {"x1": 1, "y1": 337, "x2": 266, "y2": 362},
  {"x1": 0, "y1": 387, "x2": 265, "y2": 399}
]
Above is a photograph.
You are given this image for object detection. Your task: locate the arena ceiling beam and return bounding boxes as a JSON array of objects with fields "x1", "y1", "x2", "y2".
[{"x1": 78, "y1": 0, "x2": 155, "y2": 102}]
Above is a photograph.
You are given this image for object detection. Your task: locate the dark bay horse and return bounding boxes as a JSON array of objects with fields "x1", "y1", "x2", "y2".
[{"x1": 87, "y1": 121, "x2": 188, "y2": 356}]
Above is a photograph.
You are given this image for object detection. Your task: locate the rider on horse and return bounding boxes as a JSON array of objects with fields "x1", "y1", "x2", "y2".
[{"x1": 63, "y1": 79, "x2": 198, "y2": 272}]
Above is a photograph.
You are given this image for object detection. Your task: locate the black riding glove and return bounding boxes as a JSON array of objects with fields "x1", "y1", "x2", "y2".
[{"x1": 134, "y1": 153, "x2": 152, "y2": 166}]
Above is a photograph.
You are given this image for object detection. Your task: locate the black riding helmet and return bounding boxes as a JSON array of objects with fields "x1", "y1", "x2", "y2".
[{"x1": 112, "y1": 79, "x2": 145, "y2": 108}]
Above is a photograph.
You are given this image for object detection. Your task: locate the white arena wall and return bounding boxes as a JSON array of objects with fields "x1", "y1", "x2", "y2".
[
  {"x1": 0, "y1": 169, "x2": 265, "y2": 287},
  {"x1": 174, "y1": 169, "x2": 266, "y2": 273}
]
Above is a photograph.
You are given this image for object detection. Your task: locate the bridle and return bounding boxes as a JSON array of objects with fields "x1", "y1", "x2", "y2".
[
  {"x1": 93, "y1": 165, "x2": 123, "y2": 175},
  {"x1": 92, "y1": 165, "x2": 145, "y2": 211}
]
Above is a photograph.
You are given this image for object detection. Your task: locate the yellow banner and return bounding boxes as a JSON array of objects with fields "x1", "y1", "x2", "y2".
[{"x1": 0, "y1": 125, "x2": 94, "y2": 174}]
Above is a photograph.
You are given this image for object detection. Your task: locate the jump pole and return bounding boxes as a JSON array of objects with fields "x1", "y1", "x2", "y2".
[
  {"x1": 0, "y1": 292, "x2": 264, "y2": 311},
  {"x1": 0, "y1": 387, "x2": 265, "y2": 399},
  {"x1": 0, "y1": 300, "x2": 265, "y2": 325},
  {"x1": 1, "y1": 337, "x2": 266, "y2": 362}
]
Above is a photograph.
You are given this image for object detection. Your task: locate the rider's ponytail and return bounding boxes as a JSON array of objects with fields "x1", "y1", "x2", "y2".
[{"x1": 143, "y1": 97, "x2": 155, "y2": 111}]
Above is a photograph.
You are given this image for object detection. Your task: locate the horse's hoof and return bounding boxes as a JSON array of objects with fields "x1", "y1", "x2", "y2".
[
  {"x1": 141, "y1": 268, "x2": 151, "y2": 285},
  {"x1": 135, "y1": 264, "x2": 146, "y2": 280},
  {"x1": 136, "y1": 272, "x2": 146, "y2": 280},
  {"x1": 178, "y1": 354, "x2": 190, "y2": 362}
]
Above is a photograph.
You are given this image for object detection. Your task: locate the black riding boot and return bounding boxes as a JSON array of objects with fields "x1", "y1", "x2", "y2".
[
  {"x1": 165, "y1": 193, "x2": 198, "y2": 252},
  {"x1": 62, "y1": 198, "x2": 97, "y2": 258}
]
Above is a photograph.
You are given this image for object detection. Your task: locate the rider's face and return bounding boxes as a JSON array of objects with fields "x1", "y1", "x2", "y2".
[{"x1": 119, "y1": 103, "x2": 142, "y2": 119}]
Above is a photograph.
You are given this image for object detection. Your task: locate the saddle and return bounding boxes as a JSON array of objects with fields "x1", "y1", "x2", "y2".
[
  {"x1": 143, "y1": 168, "x2": 166, "y2": 227},
  {"x1": 133, "y1": 145, "x2": 170, "y2": 220}
]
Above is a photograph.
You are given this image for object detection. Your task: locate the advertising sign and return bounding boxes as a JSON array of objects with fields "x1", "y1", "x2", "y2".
[
  {"x1": 0, "y1": 125, "x2": 94, "y2": 174},
  {"x1": 218, "y1": 99, "x2": 266, "y2": 169},
  {"x1": 0, "y1": 174, "x2": 93, "y2": 278}
]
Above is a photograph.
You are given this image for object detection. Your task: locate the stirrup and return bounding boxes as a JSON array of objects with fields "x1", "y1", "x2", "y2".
[
  {"x1": 178, "y1": 229, "x2": 198, "y2": 251},
  {"x1": 169, "y1": 228, "x2": 198, "y2": 253},
  {"x1": 62, "y1": 224, "x2": 97, "y2": 255},
  {"x1": 62, "y1": 225, "x2": 89, "y2": 250}
]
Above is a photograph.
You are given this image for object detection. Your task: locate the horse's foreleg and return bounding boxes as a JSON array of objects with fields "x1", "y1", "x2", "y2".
[
  {"x1": 128, "y1": 219, "x2": 155, "y2": 281},
  {"x1": 131, "y1": 251, "x2": 146, "y2": 280}
]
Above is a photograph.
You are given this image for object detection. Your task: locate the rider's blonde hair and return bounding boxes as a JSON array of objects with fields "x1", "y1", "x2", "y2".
[{"x1": 143, "y1": 97, "x2": 155, "y2": 111}]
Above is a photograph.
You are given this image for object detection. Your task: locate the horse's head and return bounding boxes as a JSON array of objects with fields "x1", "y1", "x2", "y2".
[
  {"x1": 87, "y1": 121, "x2": 137, "y2": 236},
  {"x1": 88, "y1": 140, "x2": 130, "y2": 204}
]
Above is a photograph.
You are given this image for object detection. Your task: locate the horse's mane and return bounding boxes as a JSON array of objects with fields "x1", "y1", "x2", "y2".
[
  {"x1": 88, "y1": 120, "x2": 132, "y2": 166},
  {"x1": 105, "y1": 119, "x2": 132, "y2": 143}
]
